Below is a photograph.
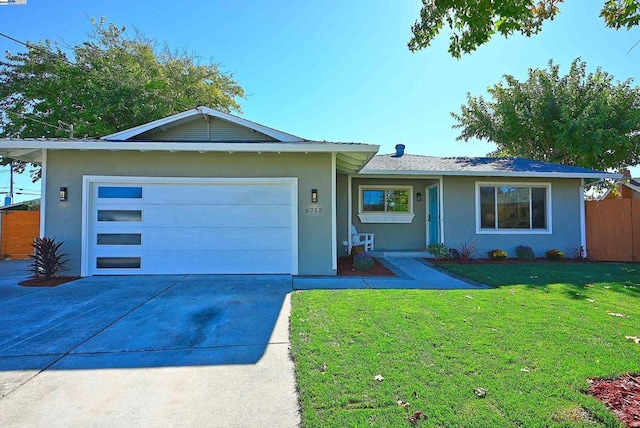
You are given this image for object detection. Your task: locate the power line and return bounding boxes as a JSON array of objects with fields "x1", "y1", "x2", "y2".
[
  {"x1": 1, "y1": 109, "x2": 72, "y2": 134},
  {"x1": 0, "y1": 31, "x2": 29, "y2": 49},
  {"x1": 0, "y1": 190, "x2": 40, "y2": 194}
]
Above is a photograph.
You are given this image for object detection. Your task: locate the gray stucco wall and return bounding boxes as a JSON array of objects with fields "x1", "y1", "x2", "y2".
[
  {"x1": 443, "y1": 176, "x2": 582, "y2": 258},
  {"x1": 350, "y1": 178, "x2": 439, "y2": 250},
  {"x1": 44, "y1": 150, "x2": 334, "y2": 276}
]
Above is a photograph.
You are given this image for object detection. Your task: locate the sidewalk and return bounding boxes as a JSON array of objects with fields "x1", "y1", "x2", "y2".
[{"x1": 294, "y1": 257, "x2": 490, "y2": 290}]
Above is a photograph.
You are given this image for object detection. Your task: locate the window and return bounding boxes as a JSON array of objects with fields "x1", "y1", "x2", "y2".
[
  {"x1": 96, "y1": 257, "x2": 141, "y2": 269},
  {"x1": 358, "y1": 185, "x2": 415, "y2": 223},
  {"x1": 97, "y1": 210, "x2": 142, "y2": 222},
  {"x1": 363, "y1": 189, "x2": 409, "y2": 212},
  {"x1": 98, "y1": 186, "x2": 143, "y2": 199},
  {"x1": 97, "y1": 233, "x2": 142, "y2": 246},
  {"x1": 476, "y1": 183, "x2": 551, "y2": 233}
]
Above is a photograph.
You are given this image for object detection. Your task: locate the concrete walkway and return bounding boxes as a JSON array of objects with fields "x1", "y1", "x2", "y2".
[{"x1": 294, "y1": 257, "x2": 489, "y2": 290}]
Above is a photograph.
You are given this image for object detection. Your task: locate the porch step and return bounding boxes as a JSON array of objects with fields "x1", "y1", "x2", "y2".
[{"x1": 369, "y1": 250, "x2": 433, "y2": 258}]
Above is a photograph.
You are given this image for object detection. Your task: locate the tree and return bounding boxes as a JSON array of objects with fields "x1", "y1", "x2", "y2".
[
  {"x1": 452, "y1": 58, "x2": 640, "y2": 171},
  {"x1": 408, "y1": 0, "x2": 640, "y2": 58},
  {"x1": 0, "y1": 18, "x2": 245, "y2": 179}
]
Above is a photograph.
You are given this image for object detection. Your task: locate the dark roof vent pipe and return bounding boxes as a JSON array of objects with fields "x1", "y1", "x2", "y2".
[{"x1": 393, "y1": 144, "x2": 405, "y2": 158}]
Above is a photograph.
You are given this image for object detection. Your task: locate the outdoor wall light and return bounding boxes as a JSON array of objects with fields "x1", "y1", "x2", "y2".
[
  {"x1": 311, "y1": 188, "x2": 318, "y2": 203},
  {"x1": 416, "y1": 192, "x2": 422, "y2": 202},
  {"x1": 59, "y1": 187, "x2": 68, "y2": 202}
]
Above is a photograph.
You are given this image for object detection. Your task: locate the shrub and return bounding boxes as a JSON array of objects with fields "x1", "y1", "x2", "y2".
[
  {"x1": 353, "y1": 252, "x2": 375, "y2": 271},
  {"x1": 515, "y1": 245, "x2": 535, "y2": 261},
  {"x1": 487, "y1": 249, "x2": 507, "y2": 261},
  {"x1": 30, "y1": 237, "x2": 68, "y2": 279},
  {"x1": 457, "y1": 238, "x2": 479, "y2": 261},
  {"x1": 545, "y1": 249, "x2": 565, "y2": 260},
  {"x1": 427, "y1": 243, "x2": 451, "y2": 260}
]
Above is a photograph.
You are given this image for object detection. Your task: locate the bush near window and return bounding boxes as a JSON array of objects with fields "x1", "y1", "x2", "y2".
[
  {"x1": 545, "y1": 249, "x2": 565, "y2": 260},
  {"x1": 487, "y1": 249, "x2": 508, "y2": 261},
  {"x1": 427, "y1": 243, "x2": 452, "y2": 259},
  {"x1": 354, "y1": 252, "x2": 374, "y2": 271},
  {"x1": 457, "y1": 238, "x2": 479, "y2": 261},
  {"x1": 515, "y1": 245, "x2": 535, "y2": 261}
]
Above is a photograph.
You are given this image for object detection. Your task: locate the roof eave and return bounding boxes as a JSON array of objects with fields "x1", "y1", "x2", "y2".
[
  {"x1": 0, "y1": 140, "x2": 379, "y2": 165},
  {"x1": 358, "y1": 169, "x2": 621, "y2": 179}
]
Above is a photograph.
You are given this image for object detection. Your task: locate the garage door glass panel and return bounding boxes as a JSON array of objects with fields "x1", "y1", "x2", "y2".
[
  {"x1": 96, "y1": 257, "x2": 141, "y2": 269},
  {"x1": 97, "y1": 233, "x2": 142, "y2": 245},
  {"x1": 97, "y1": 210, "x2": 142, "y2": 222},
  {"x1": 98, "y1": 187, "x2": 143, "y2": 198}
]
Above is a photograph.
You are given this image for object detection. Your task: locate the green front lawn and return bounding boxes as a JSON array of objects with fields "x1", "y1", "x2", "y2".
[{"x1": 290, "y1": 262, "x2": 640, "y2": 427}]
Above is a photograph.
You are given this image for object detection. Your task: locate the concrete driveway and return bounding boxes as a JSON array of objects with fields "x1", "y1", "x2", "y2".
[{"x1": 0, "y1": 261, "x2": 300, "y2": 427}]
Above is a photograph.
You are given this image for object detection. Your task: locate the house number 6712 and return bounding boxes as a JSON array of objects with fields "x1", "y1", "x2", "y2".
[{"x1": 305, "y1": 207, "x2": 323, "y2": 214}]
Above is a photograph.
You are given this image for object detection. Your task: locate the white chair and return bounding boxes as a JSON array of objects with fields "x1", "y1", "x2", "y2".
[{"x1": 350, "y1": 224, "x2": 374, "y2": 252}]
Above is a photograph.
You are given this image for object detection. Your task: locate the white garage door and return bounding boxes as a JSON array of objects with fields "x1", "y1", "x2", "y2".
[{"x1": 84, "y1": 177, "x2": 297, "y2": 275}]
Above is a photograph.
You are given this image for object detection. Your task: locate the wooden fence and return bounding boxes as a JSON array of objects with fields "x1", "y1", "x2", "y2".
[
  {"x1": 585, "y1": 199, "x2": 640, "y2": 262},
  {"x1": 0, "y1": 211, "x2": 40, "y2": 259}
]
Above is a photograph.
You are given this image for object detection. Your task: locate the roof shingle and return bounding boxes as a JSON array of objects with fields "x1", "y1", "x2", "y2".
[{"x1": 361, "y1": 154, "x2": 618, "y2": 178}]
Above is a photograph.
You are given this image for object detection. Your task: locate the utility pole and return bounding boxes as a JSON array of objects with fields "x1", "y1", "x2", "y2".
[{"x1": 4, "y1": 161, "x2": 13, "y2": 206}]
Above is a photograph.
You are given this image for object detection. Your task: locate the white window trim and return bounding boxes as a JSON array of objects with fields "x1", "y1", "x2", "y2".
[
  {"x1": 357, "y1": 185, "x2": 415, "y2": 224},
  {"x1": 475, "y1": 181, "x2": 552, "y2": 235}
]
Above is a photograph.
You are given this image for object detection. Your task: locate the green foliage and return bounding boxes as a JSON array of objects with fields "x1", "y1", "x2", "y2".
[
  {"x1": 30, "y1": 237, "x2": 68, "y2": 279},
  {"x1": 0, "y1": 17, "x2": 245, "y2": 179},
  {"x1": 487, "y1": 249, "x2": 508, "y2": 260},
  {"x1": 453, "y1": 58, "x2": 640, "y2": 171},
  {"x1": 23, "y1": 200, "x2": 40, "y2": 211},
  {"x1": 515, "y1": 245, "x2": 535, "y2": 261},
  {"x1": 601, "y1": 0, "x2": 640, "y2": 29},
  {"x1": 427, "y1": 243, "x2": 451, "y2": 259},
  {"x1": 408, "y1": 1, "x2": 640, "y2": 58},
  {"x1": 353, "y1": 253, "x2": 374, "y2": 271},
  {"x1": 545, "y1": 248, "x2": 565, "y2": 260}
]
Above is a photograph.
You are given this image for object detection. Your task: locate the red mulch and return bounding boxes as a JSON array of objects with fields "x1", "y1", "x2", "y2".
[
  {"x1": 588, "y1": 374, "x2": 640, "y2": 427},
  {"x1": 337, "y1": 256, "x2": 396, "y2": 277},
  {"x1": 19, "y1": 276, "x2": 81, "y2": 287},
  {"x1": 430, "y1": 258, "x2": 584, "y2": 265}
]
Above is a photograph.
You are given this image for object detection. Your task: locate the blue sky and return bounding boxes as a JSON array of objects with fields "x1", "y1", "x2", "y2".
[{"x1": 1, "y1": 0, "x2": 639, "y2": 202}]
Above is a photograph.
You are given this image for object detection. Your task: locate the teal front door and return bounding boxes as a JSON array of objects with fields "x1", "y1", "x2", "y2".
[{"x1": 428, "y1": 186, "x2": 439, "y2": 245}]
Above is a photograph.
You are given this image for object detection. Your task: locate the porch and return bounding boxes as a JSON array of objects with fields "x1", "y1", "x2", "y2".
[{"x1": 336, "y1": 174, "x2": 443, "y2": 254}]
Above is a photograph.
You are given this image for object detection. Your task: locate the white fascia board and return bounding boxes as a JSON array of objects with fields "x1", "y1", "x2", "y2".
[
  {"x1": 100, "y1": 106, "x2": 305, "y2": 142},
  {"x1": 353, "y1": 173, "x2": 444, "y2": 180},
  {"x1": 0, "y1": 140, "x2": 379, "y2": 154},
  {"x1": 359, "y1": 169, "x2": 621, "y2": 179}
]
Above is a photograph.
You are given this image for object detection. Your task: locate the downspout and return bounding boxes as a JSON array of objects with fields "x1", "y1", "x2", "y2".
[
  {"x1": 347, "y1": 174, "x2": 353, "y2": 253},
  {"x1": 39, "y1": 149, "x2": 47, "y2": 238},
  {"x1": 439, "y1": 176, "x2": 444, "y2": 244},
  {"x1": 579, "y1": 178, "x2": 586, "y2": 254},
  {"x1": 331, "y1": 153, "x2": 337, "y2": 270}
]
